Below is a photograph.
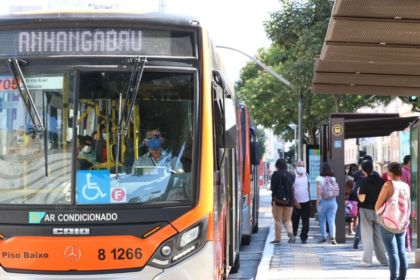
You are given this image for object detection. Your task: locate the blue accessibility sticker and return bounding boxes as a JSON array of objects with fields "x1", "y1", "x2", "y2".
[
  {"x1": 76, "y1": 170, "x2": 110, "y2": 204},
  {"x1": 334, "y1": 141, "x2": 342, "y2": 148},
  {"x1": 29, "y1": 212, "x2": 46, "y2": 224}
]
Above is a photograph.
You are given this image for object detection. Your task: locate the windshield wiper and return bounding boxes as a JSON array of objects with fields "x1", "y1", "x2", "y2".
[
  {"x1": 115, "y1": 57, "x2": 147, "y2": 179},
  {"x1": 6, "y1": 58, "x2": 45, "y2": 133}
]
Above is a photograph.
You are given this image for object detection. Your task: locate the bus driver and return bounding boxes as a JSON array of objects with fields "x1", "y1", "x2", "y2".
[{"x1": 131, "y1": 128, "x2": 184, "y2": 174}]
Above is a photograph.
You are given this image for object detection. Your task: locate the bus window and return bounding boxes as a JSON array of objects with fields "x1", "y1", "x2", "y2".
[
  {"x1": 0, "y1": 72, "x2": 74, "y2": 204},
  {"x1": 75, "y1": 71, "x2": 195, "y2": 205}
]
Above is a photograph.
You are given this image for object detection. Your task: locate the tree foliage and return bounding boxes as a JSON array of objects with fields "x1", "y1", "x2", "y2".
[{"x1": 236, "y1": 0, "x2": 393, "y2": 144}]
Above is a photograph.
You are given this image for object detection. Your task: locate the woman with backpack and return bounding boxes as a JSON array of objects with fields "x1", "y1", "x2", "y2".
[
  {"x1": 356, "y1": 160, "x2": 388, "y2": 267},
  {"x1": 270, "y1": 158, "x2": 295, "y2": 244},
  {"x1": 376, "y1": 162, "x2": 411, "y2": 280},
  {"x1": 316, "y1": 163, "x2": 338, "y2": 244}
]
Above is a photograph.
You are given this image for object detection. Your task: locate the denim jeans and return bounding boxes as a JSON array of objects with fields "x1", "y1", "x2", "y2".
[
  {"x1": 356, "y1": 209, "x2": 361, "y2": 238},
  {"x1": 380, "y1": 226, "x2": 408, "y2": 280},
  {"x1": 316, "y1": 198, "x2": 337, "y2": 239}
]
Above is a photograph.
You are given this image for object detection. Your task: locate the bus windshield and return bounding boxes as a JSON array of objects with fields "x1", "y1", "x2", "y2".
[{"x1": 0, "y1": 70, "x2": 195, "y2": 205}]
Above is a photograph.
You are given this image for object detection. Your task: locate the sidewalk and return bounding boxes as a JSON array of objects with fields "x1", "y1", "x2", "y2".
[{"x1": 256, "y1": 216, "x2": 420, "y2": 280}]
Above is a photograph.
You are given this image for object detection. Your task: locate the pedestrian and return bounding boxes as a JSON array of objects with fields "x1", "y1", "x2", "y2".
[
  {"x1": 316, "y1": 163, "x2": 338, "y2": 244},
  {"x1": 401, "y1": 155, "x2": 411, "y2": 189},
  {"x1": 376, "y1": 162, "x2": 411, "y2": 280},
  {"x1": 356, "y1": 160, "x2": 388, "y2": 267},
  {"x1": 291, "y1": 160, "x2": 311, "y2": 244},
  {"x1": 270, "y1": 158, "x2": 295, "y2": 244},
  {"x1": 351, "y1": 155, "x2": 381, "y2": 249},
  {"x1": 345, "y1": 164, "x2": 358, "y2": 234}
]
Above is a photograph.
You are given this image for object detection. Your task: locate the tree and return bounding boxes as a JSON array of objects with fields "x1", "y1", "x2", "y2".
[
  {"x1": 257, "y1": 127, "x2": 267, "y2": 160},
  {"x1": 235, "y1": 0, "x2": 393, "y2": 144}
]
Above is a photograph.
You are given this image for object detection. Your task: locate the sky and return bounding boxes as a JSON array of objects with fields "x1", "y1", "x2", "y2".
[
  {"x1": 163, "y1": 0, "x2": 281, "y2": 82},
  {"x1": 1, "y1": 0, "x2": 281, "y2": 83}
]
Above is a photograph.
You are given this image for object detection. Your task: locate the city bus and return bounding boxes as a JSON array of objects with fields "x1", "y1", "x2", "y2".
[
  {"x1": 0, "y1": 10, "x2": 254, "y2": 279},
  {"x1": 239, "y1": 104, "x2": 260, "y2": 245}
]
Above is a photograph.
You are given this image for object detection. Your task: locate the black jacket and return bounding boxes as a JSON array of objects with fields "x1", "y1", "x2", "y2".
[{"x1": 271, "y1": 169, "x2": 295, "y2": 207}]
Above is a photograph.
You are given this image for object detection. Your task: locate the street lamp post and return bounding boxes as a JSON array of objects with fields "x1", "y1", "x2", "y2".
[
  {"x1": 289, "y1": 123, "x2": 297, "y2": 162},
  {"x1": 216, "y1": 46, "x2": 304, "y2": 161}
]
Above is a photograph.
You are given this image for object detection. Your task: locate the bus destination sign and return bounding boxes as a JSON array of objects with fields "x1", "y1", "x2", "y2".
[{"x1": 0, "y1": 28, "x2": 194, "y2": 57}]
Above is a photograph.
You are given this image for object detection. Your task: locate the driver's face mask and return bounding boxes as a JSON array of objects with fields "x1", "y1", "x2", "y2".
[{"x1": 146, "y1": 133, "x2": 162, "y2": 151}]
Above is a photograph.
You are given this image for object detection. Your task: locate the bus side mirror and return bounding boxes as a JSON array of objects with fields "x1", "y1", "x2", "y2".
[
  {"x1": 214, "y1": 96, "x2": 237, "y2": 149},
  {"x1": 222, "y1": 98, "x2": 237, "y2": 148},
  {"x1": 212, "y1": 70, "x2": 237, "y2": 149},
  {"x1": 249, "y1": 128, "x2": 260, "y2": 165},
  {"x1": 212, "y1": 70, "x2": 226, "y2": 91}
]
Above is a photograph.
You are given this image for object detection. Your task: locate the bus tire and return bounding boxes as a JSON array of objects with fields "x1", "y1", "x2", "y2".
[
  {"x1": 252, "y1": 221, "x2": 259, "y2": 233},
  {"x1": 241, "y1": 234, "x2": 251, "y2": 245},
  {"x1": 230, "y1": 252, "x2": 240, "y2": 273}
]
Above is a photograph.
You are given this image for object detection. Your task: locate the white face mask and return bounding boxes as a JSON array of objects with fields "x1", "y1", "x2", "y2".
[
  {"x1": 345, "y1": 168, "x2": 349, "y2": 174},
  {"x1": 82, "y1": 145, "x2": 92, "y2": 153},
  {"x1": 297, "y1": 166, "x2": 305, "y2": 174}
]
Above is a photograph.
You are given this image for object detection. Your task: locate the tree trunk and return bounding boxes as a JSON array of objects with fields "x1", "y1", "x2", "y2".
[
  {"x1": 306, "y1": 127, "x2": 318, "y2": 145},
  {"x1": 333, "y1": 94, "x2": 340, "y2": 113}
]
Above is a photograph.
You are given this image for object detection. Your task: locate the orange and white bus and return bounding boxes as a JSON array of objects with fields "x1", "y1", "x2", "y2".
[
  {"x1": 239, "y1": 104, "x2": 260, "y2": 245},
  {"x1": 0, "y1": 10, "x2": 257, "y2": 279}
]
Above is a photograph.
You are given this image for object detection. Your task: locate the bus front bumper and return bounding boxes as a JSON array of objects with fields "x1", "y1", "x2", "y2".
[{"x1": 0, "y1": 242, "x2": 214, "y2": 280}]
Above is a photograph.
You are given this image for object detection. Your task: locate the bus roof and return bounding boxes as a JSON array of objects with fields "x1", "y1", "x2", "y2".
[{"x1": 0, "y1": 10, "x2": 201, "y2": 28}]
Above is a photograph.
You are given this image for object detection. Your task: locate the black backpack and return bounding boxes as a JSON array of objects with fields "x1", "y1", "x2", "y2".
[{"x1": 274, "y1": 171, "x2": 291, "y2": 205}]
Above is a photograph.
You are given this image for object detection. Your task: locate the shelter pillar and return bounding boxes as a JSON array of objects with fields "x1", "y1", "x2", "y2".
[{"x1": 329, "y1": 117, "x2": 346, "y2": 243}]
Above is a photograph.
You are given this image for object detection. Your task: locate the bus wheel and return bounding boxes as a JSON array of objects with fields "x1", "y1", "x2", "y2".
[
  {"x1": 252, "y1": 221, "x2": 259, "y2": 233},
  {"x1": 230, "y1": 252, "x2": 240, "y2": 273},
  {"x1": 241, "y1": 234, "x2": 251, "y2": 245}
]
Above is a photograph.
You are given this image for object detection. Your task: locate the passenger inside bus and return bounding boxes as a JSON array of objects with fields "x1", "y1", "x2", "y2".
[
  {"x1": 78, "y1": 135, "x2": 96, "y2": 165},
  {"x1": 131, "y1": 128, "x2": 184, "y2": 175}
]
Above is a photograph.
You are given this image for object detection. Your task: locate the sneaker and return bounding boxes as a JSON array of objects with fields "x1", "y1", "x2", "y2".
[
  {"x1": 353, "y1": 236, "x2": 360, "y2": 249},
  {"x1": 331, "y1": 237, "x2": 337, "y2": 245},
  {"x1": 301, "y1": 240, "x2": 307, "y2": 244},
  {"x1": 318, "y1": 238, "x2": 327, "y2": 243},
  {"x1": 356, "y1": 262, "x2": 372, "y2": 267},
  {"x1": 269, "y1": 240, "x2": 280, "y2": 244},
  {"x1": 380, "y1": 262, "x2": 388, "y2": 266},
  {"x1": 288, "y1": 232, "x2": 296, "y2": 243}
]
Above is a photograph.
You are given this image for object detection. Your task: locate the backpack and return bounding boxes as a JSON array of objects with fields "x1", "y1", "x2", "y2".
[
  {"x1": 273, "y1": 172, "x2": 291, "y2": 205},
  {"x1": 377, "y1": 181, "x2": 411, "y2": 234},
  {"x1": 321, "y1": 176, "x2": 339, "y2": 200}
]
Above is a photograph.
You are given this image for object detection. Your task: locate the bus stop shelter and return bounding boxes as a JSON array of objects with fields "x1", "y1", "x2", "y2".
[
  {"x1": 320, "y1": 114, "x2": 417, "y2": 244},
  {"x1": 311, "y1": 0, "x2": 420, "y2": 258}
]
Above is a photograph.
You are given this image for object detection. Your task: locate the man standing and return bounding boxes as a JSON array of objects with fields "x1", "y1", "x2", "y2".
[
  {"x1": 351, "y1": 155, "x2": 380, "y2": 249},
  {"x1": 291, "y1": 161, "x2": 311, "y2": 244},
  {"x1": 401, "y1": 155, "x2": 411, "y2": 189}
]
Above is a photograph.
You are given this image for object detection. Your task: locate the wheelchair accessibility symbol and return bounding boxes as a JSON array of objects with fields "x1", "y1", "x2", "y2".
[
  {"x1": 83, "y1": 173, "x2": 107, "y2": 200},
  {"x1": 76, "y1": 170, "x2": 110, "y2": 204}
]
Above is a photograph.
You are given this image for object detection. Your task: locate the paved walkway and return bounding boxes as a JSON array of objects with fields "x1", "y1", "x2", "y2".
[{"x1": 256, "y1": 215, "x2": 420, "y2": 279}]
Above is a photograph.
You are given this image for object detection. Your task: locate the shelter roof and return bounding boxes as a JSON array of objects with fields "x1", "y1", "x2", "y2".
[
  {"x1": 329, "y1": 113, "x2": 417, "y2": 139},
  {"x1": 312, "y1": 0, "x2": 420, "y2": 97}
]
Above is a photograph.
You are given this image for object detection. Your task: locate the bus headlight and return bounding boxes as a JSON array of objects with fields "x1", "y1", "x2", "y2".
[
  {"x1": 148, "y1": 215, "x2": 208, "y2": 269},
  {"x1": 180, "y1": 226, "x2": 199, "y2": 247}
]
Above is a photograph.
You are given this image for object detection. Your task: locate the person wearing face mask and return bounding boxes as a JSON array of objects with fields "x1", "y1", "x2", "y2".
[
  {"x1": 78, "y1": 136, "x2": 96, "y2": 168},
  {"x1": 291, "y1": 161, "x2": 311, "y2": 244},
  {"x1": 131, "y1": 128, "x2": 183, "y2": 174},
  {"x1": 345, "y1": 164, "x2": 358, "y2": 234}
]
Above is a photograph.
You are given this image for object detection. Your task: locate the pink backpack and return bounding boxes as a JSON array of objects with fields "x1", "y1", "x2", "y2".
[
  {"x1": 321, "y1": 176, "x2": 339, "y2": 200},
  {"x1": 377, "y1": 181, "x2": 411, "y2": 234}
]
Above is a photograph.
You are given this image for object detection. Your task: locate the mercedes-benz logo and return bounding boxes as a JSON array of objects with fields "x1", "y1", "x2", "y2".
[{"x1": 64, "y1": 245, "x2": 81, "y2": 262}]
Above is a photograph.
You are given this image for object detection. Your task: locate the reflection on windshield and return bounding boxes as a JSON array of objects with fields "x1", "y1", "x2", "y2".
[
  {"x1": 0, "y1": 72, "x2": 73, "y2": 204},
  {"x1": 75, "y1": 71, "x2": 195, "y2": 205}
]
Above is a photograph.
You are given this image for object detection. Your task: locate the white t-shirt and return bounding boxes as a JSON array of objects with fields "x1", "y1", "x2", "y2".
[
  {"x1": 316, "y1": 176, "x2": 336, "y2": 187},
  {"x1": 294, "y1": 173, "x2": 310, "y2": 203}
]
